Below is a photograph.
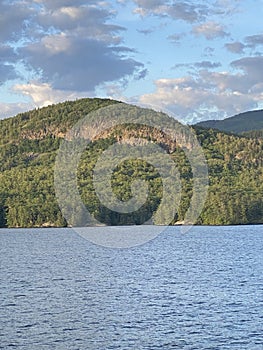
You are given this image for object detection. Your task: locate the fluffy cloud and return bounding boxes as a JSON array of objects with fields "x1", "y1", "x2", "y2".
[
  {"x1": 36, "y1": 4, "x2": 124, "y2": 44},
  {"x1": 32, "y1": 0, "x2": 94, "y2": 10},
  {"x1": 231, "y1": 56, "x2": 263, "y2": 84},
  {"x1": 13, "y1": 82, "x2": 85, "y2": 107},
  {"x1": 225, "y1": 33, "x2": 263, "y2": 54},
  {"x1": 224, "y1": 42, "x2": 245, "y2": 54},
  {"x1": 0, "y1": 2, "x2": 33, "y2": 84},
  {"x1": 0, "y1": 1, "x2": 33, "y2": 41},
  {"x1": 22, "y1": 34, "x2": 144, "y2": 92},
  {"x1": 244, "y1": 34, "x2": 263, "y2": 48},
  {"x1": 192, "y1": 21, "x2": 228, "y2": 40},
  {"x1": 0, "y1": 81, "x2": 92, "y2": 119},
  {"x1": 134, "y1": 1, "x2": 232, "y2": 42},
  {"x1": 133, "y1": 0, "x2": 236, "y2": 23},
  {"x1": 0, "y1": 0, "x2": 145, "y2": 103},
  {"x1": 133, "y1": 0, "x2": 210, "y2": 22},
  {"x1": 133, "y1": 0, "x2": 164, "y2": 16},
  {"x1": 140, "y1": 56, "x2": 263, "y2": 122}
]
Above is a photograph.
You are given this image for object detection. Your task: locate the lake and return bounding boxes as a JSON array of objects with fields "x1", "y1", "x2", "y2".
[{"x1": 0, "y1": 225, "x2": 262, "y2": 349}]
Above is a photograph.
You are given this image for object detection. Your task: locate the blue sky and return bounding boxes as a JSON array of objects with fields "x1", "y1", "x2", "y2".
[{"x1": 0, "y1": 0, "x2": 263, "y2": 123}]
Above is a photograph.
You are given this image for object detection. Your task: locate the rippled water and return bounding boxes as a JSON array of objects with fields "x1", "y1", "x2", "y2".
[{"x1": 0, "y1": 225, "x2": 263, "y2": 349}]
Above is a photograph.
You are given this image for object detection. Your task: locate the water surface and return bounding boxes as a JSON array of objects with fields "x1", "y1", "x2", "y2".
[{"x1": 1, "y1": 225, "x2": 262, "y2": 349}]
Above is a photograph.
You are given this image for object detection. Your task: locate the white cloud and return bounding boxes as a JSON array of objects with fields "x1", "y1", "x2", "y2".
[
  {"x1": 133, "y1": 0, "x2": 164, "y2": 15},
  {"x1": 192, "y1": 21, "x2": 229, "y2": 40},
  {"x1": 133, "y1": 0, "x2": 238, "y2": 23},
  {"x1": 37, "y1": 4, "x2": 124, "y2": 43},
  {"x1": 13, "y1": 82, "x2": 89, "y2": 107},
  {"x1": 0, "y1": 0, "x2": 261, "y2": 123},
  {"x1": 59, "y1": 6, "x2": 82, "y2": 19},
  {"x1": 0, "y1": 0, "x2": 146, "y2": 102},
  {"x1": 133, "y1": 0, "x2": 209, "y2": 22},
  {"x1": 40, "y1": 34, "x2": 71, "y2": 54},
  {"x1": 32, "y1": 0, "x2": 91, "y2": 10},
  {"x1": 139, "y1": 56, "x2": 263, "y2": 122}
]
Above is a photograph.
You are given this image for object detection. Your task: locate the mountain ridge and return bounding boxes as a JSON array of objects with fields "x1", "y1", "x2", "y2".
[
  {"x1": 0, "y1": 98, "x2": 262, "y2": 227},
  {"x1": 195, "y1": 109, "x2": 263, "y2": 134}
]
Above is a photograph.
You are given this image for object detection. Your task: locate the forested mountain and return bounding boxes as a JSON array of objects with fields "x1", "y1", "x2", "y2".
[
  {"x1": 195, "y1": 109, "x2": 263, "y2": 134},
  {"x1": 242, "y1": 129, "x2": 263, "y2": 139},
  {"x1": 0, "y1": 98, "x2": 262, "y2": 227}
]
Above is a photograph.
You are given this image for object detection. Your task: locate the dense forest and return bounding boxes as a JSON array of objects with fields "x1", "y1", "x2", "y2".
[
  {"x1": 195, "y1": 109, "x2": 263, "y2": 134},
  {"x1": 0, "y1": 98, "x2": 262, "y2": 227}
]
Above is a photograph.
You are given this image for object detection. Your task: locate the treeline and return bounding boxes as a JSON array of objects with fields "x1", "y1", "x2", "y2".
[
  {"x1": 242, "y1": 129, "x2": 263, "y2": 139},
  {"x1": 0, "y1": 98, "x2": 262, "y2": 227},
  {"x1": 195, "y1": 109, "x2": 263, "y2": 134}
]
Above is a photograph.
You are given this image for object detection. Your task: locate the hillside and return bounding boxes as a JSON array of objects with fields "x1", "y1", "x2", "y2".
[
  {"x1": 242, "y1": 129, "x2": 263, "y2": 139},
  {"x1": 195, "y1": 109, "x2": 263, "y2": 134},
  {"x1": 0, "y1": 98, "x2": 262, "y2": 227}
]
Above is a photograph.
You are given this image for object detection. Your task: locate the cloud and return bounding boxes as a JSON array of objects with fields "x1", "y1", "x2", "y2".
[
  {"x1": 192, "y1": 21, "x2": 229, "y2": 40},
  {"x1": 231, "y1": 56, "x2": 263, "y2": 82},
  {"x1": 0, "y1": 64, "x2": 17, "y2": 83},
  {"x1": 0, "y1": 0, "x2": 146, "y2": 102},
  {"x1": 133, "y1": 1, "x2": 209, "y2": 22},
  {"x1": 37, "y1": 4, "x2": 125, "y2": 44},
  {"x1": 133, "y1": 0, "x2": 164, "y2": 15},
  {"x1": 137, "y1": 28, "x2": 154, "y2": 35},
  {"x1": 172, "y1": 60, "x2": 221, "y2": 71},
  {"x1": 194, "y1": 61, "x2": 221, "y2": 69},
  {"x1": 27, "y1": 2, "x2": 145, "y2": 93},
  {"x1": 139, "y1": 56, "x2": 263, "y2": 122},
  {"x1": 225, "y1": 41, "x2": 245, "y2": 54},
  {"x1": 0, "y1": 45, "x2": 19, "y2": 82},
  {"x1": 244, "y1": 34, "x2": 263, "y2": 48},
  {"x1": 32, "y1": 0, "x2": 94, "y2": 11},
  {"x1": 13, "y1": 82, "x2": 88, "y2": 107},
  {"x1": 165, "y1": 2, "x2": 208, "y2": 23},
  {"x1": 0, "y1": 1, "x2": 33, "y2": 41},
  {"x1": 203, "y1": 47, "x2": 215, "y2": 57},
  {"x1": 225, "y1": 33, "x2": 263, "y2": 54},
  {"x1": 21, "y1": 34, "x2": 144, "y2": 92},
  {"x1": 133, "y1": 1, "x2": 237, "y2": 24},
  {"x1": 168, "y1": 33, "x2": 185, "y2": 44}
]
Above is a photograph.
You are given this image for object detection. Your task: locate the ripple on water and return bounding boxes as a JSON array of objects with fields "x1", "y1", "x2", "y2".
[{"x1": 0, "y1": 226, "x2": 263, "y2": 349}]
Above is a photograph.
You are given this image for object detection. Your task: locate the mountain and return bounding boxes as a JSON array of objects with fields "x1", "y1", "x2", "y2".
[
  {"x1": 242, "y1": 129, "x2": 263, "y2": 139},
  {"x1": 195, "y1": 109, "x2": 263, "y2": 134},
  {"x1": 0, "y1": 98, "x2": 262, "y2": 227}
]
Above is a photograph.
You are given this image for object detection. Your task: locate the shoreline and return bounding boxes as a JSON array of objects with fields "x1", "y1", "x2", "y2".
[{"x1": 1, "y1": 222, "x2": 262, "y2": 230}]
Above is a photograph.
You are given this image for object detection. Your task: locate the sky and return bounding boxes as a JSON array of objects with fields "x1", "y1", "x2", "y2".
[{"x1": 0, "y1": 0, "x2": 263, "y2": 123}]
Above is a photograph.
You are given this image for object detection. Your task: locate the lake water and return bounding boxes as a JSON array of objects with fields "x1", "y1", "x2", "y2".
[{"x1": 0, "y1": 225, "x2": 262, "y2": 349}]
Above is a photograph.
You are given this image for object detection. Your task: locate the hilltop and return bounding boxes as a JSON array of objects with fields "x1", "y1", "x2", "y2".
[
  {"x1": 0, "y1": 98, "x2": 262, "y2": 227},
  {"x1": 195, "y1": 109, "x2": 263, "y2": 135}
]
